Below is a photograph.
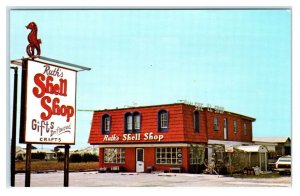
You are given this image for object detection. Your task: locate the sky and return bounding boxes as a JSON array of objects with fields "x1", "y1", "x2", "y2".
[{"x1": 8, "y1": 9, "x2": 291, "y2": 149}]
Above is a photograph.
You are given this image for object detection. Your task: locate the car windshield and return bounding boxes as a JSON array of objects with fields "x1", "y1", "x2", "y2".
[
  {"x1": 278, "y1": 157, "x2": 291, "y2": 162},
  {"x1": 279, "y1": 159, "x2": 290, "y2": 162}
]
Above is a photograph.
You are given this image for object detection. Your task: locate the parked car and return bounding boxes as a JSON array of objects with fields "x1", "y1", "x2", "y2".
[{"x1": 274, "y1": 155, "x2": 291, "y2": 175}]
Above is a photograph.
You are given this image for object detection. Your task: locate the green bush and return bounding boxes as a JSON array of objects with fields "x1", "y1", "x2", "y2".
[
  {"x1": 31, "y1": 152, "x2": 46, "y2": 160},
  {"x1": 82, "y1": 153, "x2": 98, "y2": 162},
  {"x1": 70, "y1": 153, "x2": 82, "y2": 163},
  {"x1": 16, "y1": 154, "x2": 24, "y2": 161},
  {"x1": 57, "y1": 152, "x2": 65, "y2": 162}
]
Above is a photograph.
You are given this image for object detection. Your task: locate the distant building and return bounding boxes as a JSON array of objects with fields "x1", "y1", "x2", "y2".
[
  {"x1": 15, "y1": 146, "x2": 56, "y2": 160},
  {"x1": 89, "y1": 102, "x2": 256, "y2": 173},
  {"x1": 71, "y1": 146, "x2": 99, "y2": 155},
  {"x1": 253, "y1": 137, "x2": 291, "y2": 157}
]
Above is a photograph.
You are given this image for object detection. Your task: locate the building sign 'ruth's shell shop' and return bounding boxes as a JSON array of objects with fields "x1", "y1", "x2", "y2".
[
  {"x1": 19, "y1": 59, "x2": 77, "y2": 144},
  {"x1": 88, "y1": 103, "x2": 255, "y2": 173}
]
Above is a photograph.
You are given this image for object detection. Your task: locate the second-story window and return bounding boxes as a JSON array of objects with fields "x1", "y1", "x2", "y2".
[
  {"x1": 223, "y1": 118, "x2": 228, "y2": 140},
  {"x1": 213, "y1": 117, "x2": 219, "y2": 130},
  {"x1": 133, "y1": 112, "x2": 141, "y2": 132},
  {"x1": 244, "y1": 123, "x2": 247, "y2": 135},
  {"x1": 102, "y1": 114, "x2": 111, "y2": 134},
  {"x1": 124, "y1": 113, "x2": 133, "y2": 133},
  {"x1": 158, "y1": 109, "x2": 168, "y2": 132},
  {"x1": 234, "y1": 120, "x2": 238, "y2": 134},
  {"x1": 194, "y1": 111, "x2": 200, "y2": 132}
]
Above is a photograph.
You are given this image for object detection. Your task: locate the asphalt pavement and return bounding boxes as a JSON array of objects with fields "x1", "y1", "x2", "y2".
[{"x1": 14, "y1": 171, "x2": 291, "y2": 187}]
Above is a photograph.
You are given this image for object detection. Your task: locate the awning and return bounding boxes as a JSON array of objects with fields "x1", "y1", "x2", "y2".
[{"x1": 235, "y1": 145, "x2": 268, "y2": 153}]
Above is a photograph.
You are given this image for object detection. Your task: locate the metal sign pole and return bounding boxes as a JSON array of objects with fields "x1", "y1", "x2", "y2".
[
  {"x1": 10, "y1": 67, "x2": 18, "y2": 187},
  {"x1": 25, "y1": 143, "x2": 32, "y2": 187},
  {"x1": 64, "y1": 145, "x2": 70, "y2": 187}
]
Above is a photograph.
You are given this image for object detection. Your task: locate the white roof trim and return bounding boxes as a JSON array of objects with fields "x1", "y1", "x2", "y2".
[
  {"x1": 207, "y1": 140, "x2": 253, "y2": 146},
  {"x1": 235, "y1": 145, "x2": 268, "y2": 153}
]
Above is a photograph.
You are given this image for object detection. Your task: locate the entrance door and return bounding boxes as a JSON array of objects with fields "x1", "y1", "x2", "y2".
[{"x1": 136, "y1": 148, "x2": 144, "y2": 172}]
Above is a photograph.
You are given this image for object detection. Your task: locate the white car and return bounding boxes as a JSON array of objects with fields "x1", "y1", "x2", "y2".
[{"x1": 274, "y1": 156, "x2": 291, "y2": 175}]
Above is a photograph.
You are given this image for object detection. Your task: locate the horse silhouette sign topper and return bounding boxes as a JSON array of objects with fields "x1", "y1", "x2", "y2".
[{"x1": 26, "y1": 22, "x2": 42, "y2": 58}]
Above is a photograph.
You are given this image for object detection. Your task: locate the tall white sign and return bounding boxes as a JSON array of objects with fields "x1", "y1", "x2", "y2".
[{"x1": 20, "y1": 60, "x2": 77, "y2": 144}]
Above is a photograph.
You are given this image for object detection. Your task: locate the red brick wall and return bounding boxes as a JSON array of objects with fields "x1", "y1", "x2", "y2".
[
  {"x1": 98, "y1": 146, "x2": 189, "y2": 172},
  {"x1": 181, "y1": 104, "x2": 208, "y2": 143},
  {"x1": 205, "y1": 110, "x2": 253, "y2": 142}
]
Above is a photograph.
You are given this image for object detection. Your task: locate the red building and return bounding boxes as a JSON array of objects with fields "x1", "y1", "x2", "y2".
[{"x1": 88, "y1": 102, "x2": 255, "y2": 173}]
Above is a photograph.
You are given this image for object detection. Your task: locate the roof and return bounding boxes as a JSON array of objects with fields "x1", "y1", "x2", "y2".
[
  {"x1": 31, "y1": 149, "x2": 55, "y2": 154},
  {"x1": 71, "y1": 146, "x2": 99, "y2": 155},
  {"x1": 235, "y1": 145, "x2": 268, "y2": 153},
  {"x1": 92, "y1": 102, "x2": 255, "y2": 121},
  {"x1": 253, "y1": 137, "x2": 291, "y2": 143}
]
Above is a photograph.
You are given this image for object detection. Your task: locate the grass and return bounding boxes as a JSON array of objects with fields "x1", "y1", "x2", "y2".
[
  {"x1": 225, "y1": 172, "x2": 284, "y2": 178},
  {"x1": 15, "y1": 160, "x2": 99, "y2": 172}
]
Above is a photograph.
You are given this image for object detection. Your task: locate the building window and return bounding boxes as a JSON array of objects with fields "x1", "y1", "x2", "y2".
[
  {"x1": 104, "y1": 148, "x2": 125, "y2": 164},
  {"x1": 102, "y1": 114, "x2": 110, "y2": 134},
  {"x1": 194, "y1": 111, "x2": 200, "y2": 132},
  {"x1": 124, "y1": 112, "x2": 133, "y2": 133},
  {"x1": 190, "y1": 147, "x2": 205, "y2": 165},
  {"x1": 234, "y1": 120, "x2": 238, "y2": 134},
  {"x1": 158, "y1": 110, "x2": 168, "y2": 132},
  {"x1": 133, "y1": 112, "x2": 141, "y2": 132},
  {"x1": 213, "y1": 117, "x2": 219, "y2": 130},
  {"x1": 244, "y1": 123, "x2": 247, "y2": 135},
  {"x1": 224, "y1": 118, "x2": 228, "y2": 140},
  {"x1": 156, "y1": 147, "x2": 182, "y2": 164}
]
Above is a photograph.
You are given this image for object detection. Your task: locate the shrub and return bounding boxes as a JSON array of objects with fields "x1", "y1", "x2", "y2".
[
  {"x1": 82, "y1": 153, "x2": 98, "y2": 162},
  {"x1": 57, "y1": 152, "x2": 65, "y2": 162},
  {"x1": 31, "y1": 152, "x2": 46, "y2": 160},
  {"x1": 70, "y1": 153, "x2": 82, "y2": 163},
  {"x1": 16, "y1": 154, "x2": 24, "y2": 161}
]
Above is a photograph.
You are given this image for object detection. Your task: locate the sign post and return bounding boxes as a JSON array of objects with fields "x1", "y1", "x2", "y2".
[
  {"x1": 10, "y1": 66, "x2": 18, "y2": 187},
  {"x1": 25, "y1": 144, "x2": 32, "y2": 187},
  {"x1": 64, "y1": 145, "x2": 70, "y2": 187}
]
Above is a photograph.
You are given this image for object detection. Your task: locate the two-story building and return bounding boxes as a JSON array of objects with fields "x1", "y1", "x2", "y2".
[{"x1": 88, "y1": 103, "x2": 255, "y2": 173}]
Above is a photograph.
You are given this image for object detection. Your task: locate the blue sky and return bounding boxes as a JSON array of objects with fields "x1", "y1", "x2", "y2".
[{"x1": 9, "y1": 9, "x2": 291, "y2": 148}]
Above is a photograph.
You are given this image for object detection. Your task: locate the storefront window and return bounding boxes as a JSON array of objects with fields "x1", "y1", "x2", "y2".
[
  {"x1": 156, "y1": 147, "x2": 182, "y2": 164},
  {"x1": 189, "y1": 146, "x2": 205, "y2": 165},
  {"x1": 104, "y1": 148, "x2": 125, "y2": 164}
]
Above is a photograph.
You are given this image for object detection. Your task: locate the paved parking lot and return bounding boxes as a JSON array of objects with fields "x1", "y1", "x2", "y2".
[{"x1": 15, "y1": 171, "x2": 291, "y2": 187}]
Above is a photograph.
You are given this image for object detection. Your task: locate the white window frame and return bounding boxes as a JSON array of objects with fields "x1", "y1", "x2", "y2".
[
  {"x1": 104, "y1": 116, "x2": 110, "y2": 132},
  {"x1": 134, "y1": 114, "x2": 140, "y2": 130},
  {"x1": 104, "y1": 148, "x2": 125, "y2": 164},
  {"x1": 126, "y1": 115, "x2": 133, "y2": 131},
  {"x1": 190, "y1": 149, "x2": 203, "y2": 165},
  {"x1": 155, "y1": 147, "x2": 182, "y2": 165},
  {"x1": 160, "y1": 112, "x2": 168, "y2": 128}
]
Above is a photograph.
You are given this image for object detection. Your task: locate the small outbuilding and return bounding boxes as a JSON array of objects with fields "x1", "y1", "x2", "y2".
[
  {"x1": 235, "y1": 145, "x2": 268, "y2": 172},
  {"x1": 253, "y1": 137, "x2": 291, "y2": 156}
]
